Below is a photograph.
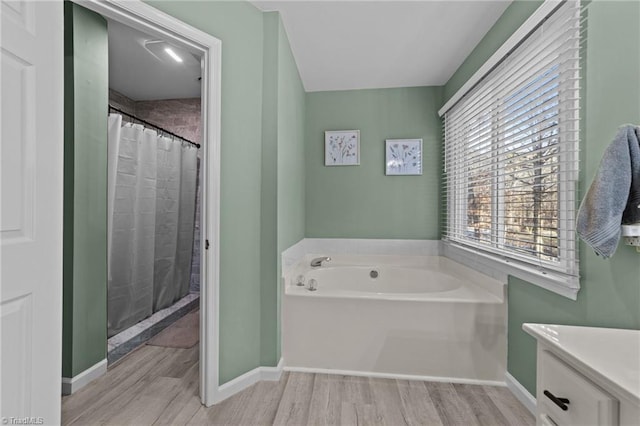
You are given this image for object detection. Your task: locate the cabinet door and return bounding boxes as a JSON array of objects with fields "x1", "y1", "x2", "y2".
[{"x1": 538, "y1": 350, "x2": 618, "y2": 426}]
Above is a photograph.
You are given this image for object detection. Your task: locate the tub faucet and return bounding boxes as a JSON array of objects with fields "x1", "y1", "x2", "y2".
[{"x1": 310, "y1": 256, "x2": 331, "y2": 267}]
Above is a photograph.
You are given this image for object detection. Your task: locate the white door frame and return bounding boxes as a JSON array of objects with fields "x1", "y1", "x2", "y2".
[{"x1": 73, "y1": 0, "x2": 222, "y2": 406}]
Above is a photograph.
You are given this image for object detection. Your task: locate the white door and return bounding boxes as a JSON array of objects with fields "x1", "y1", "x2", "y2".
[{"x1": 1, "y1": 0, "x2": 64, "y2": 423}]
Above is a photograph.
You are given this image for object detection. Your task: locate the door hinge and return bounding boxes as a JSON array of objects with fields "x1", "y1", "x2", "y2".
[{"x1": 205, "y1": 239, "x2": 210, "y2": 250}]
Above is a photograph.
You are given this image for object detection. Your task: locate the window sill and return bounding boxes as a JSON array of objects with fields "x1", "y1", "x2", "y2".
[{"x1": 442, "y1": 242, "x2": 580, "y2": 300}]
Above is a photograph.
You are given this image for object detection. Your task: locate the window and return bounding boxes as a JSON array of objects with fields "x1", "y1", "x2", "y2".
[{"x1": 443, "y1": 1, "x2": 581, "y2": 288}]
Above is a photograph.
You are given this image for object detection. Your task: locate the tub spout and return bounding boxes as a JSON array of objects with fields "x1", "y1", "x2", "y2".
[{"x1": 310, "y1": 256, "x2": 331, "y2": 267}]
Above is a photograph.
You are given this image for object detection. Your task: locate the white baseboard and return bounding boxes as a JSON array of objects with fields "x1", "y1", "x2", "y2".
[
  {"x1": 261, "y1": 357, "x2": 284, "y2": 381},
  {"x1": 61, "y1": 358, "x2": 107, "y2": 395},
  {"x1": 284, "y1": 365, "x2": 506, "y2": 387},
  {"x1": 506, "y1": 372, "x2": 537, "y2": 415},
  {"x1": 215, "y1": 358, "x2": 284, "y2": 403},
  {"x1": 216, "y1": 367, "x2": 262, "y2": 403}
]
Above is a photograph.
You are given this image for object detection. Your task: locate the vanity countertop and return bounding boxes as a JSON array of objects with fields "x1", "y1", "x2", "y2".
[{"x1": 523, "y1": 323, "x2": 640, "y2": 405}]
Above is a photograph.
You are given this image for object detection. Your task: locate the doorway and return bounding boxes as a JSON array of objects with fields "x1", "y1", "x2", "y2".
[
  {"x1": 105, "y1": 18, "x2": 202, "y2": 365},
  {"x1": 68, "y1": 0, "x2": 221, "y2": 407}
]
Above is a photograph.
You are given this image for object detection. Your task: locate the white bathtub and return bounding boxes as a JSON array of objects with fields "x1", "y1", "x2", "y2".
[{"x1": 282, "y1": 255, "x2": 507, "y2": 384}]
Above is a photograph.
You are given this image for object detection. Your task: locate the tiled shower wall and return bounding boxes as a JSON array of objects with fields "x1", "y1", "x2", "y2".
[
  {"x1": 109, "y1": 89, "x2": 136, "y2": 115},
  {"x1": 135, "y1": 98, "x2": 202, "y2": 144},
  {"x1": 109, "y1": 89, "x2": 202, "y2": 293}
]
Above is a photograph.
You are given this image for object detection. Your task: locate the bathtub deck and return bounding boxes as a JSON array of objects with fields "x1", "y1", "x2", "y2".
[{"x1": 62, "y1": 343, "x2": 534, "y2": 425}]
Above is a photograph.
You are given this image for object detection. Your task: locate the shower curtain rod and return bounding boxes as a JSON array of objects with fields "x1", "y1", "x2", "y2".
[{"x1": 109, "y1": 105, "x2": 201, "y2": 149}]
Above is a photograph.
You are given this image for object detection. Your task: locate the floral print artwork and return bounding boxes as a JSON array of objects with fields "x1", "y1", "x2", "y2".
[
  {"x1": 325, "y1": 130, "x2": 359, "y2": 166},
  {"x1": 386, "y1": 139, "x2": 422, "y2": 175}
]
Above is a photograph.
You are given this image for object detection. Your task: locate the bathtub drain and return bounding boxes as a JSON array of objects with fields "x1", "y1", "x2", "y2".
[{"x1": 370, "y1": 270, "x2": 379, "y2": 279}]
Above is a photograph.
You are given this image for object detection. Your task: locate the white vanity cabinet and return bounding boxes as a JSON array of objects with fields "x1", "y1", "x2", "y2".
[{"x1": 524, "y1": 324, "x2": 640, "y2": 426}]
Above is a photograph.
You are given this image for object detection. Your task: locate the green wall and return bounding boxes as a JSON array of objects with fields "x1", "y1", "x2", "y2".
[
  {"x1": 62, "y1": 2, "x2": 108, "y2": 378},
  {"x1": 259, "y1": 12, "x2": 306, "y2": 367},
  {"x1": 260, "y1": 12, "x2": 279, "y2": 368},
  {"x1": 444, "y1": 0, "x2": 640, "y2": 396},
  {"x1": 143, "y1": 1, "x2": 305, "y2": 382},
  {"x1": 305, "y1": 87, "x2": 443, "y2": 239},
  {"x1": 275, "y1": 17, "x2": 306, "y2": 362},
  {"x1": 146, "y1": 0, "x2": 267, "y2": 384},
  {"x1": 444, "y1": 0, "x2": 543, "y2": 103}
]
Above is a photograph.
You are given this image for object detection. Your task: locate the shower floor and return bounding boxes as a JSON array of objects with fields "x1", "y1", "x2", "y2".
[{"x1": 107, "y1": 292, "x2": 199, "y2": 364}]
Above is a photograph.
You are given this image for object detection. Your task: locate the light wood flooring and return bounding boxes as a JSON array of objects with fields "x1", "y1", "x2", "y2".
[{"x1": 62, "y1": 344, "x2": 534, "y2": 426}]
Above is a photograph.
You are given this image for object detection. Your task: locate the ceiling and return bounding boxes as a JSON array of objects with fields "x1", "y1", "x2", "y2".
[
  {"x1": 108, "y1": 20, "x2": 202, "y2": 101},
  {"x1": 251, "y1": 0, "x2": 511, "y2": 92},
  {"x1": 108, "y1": 1, "x2": 511, "y2": 98}
]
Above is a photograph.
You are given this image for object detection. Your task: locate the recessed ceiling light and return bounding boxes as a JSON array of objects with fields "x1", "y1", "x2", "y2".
[
  {"x1": 145, "y1": 40, "x2": 200, "y2": 67},
  {"x1": 164, "y1": 47, "x2": 183, "y2": 63}
]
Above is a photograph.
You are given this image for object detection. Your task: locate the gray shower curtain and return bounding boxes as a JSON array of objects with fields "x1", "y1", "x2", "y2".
[{"x1": 107, "y1": 114, "x2": 198, "y2": 337}]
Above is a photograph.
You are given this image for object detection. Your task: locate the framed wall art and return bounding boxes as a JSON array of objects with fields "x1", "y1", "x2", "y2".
[
  {"x1": 385, "y1": 139, "x2": 422, "y2": 175},
  {"x1": 325, "y1": 130, "x2": 360, "y2": 166}
]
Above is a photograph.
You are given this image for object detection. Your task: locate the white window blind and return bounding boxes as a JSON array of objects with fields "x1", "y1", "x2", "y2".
[{"x1": 443, "y1": 1, "x2": 581, "y2": 282}]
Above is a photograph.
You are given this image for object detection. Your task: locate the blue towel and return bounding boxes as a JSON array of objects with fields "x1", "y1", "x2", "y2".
[{"x1": 577, "y1": 125, "x2": 640, "y2": 258}]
